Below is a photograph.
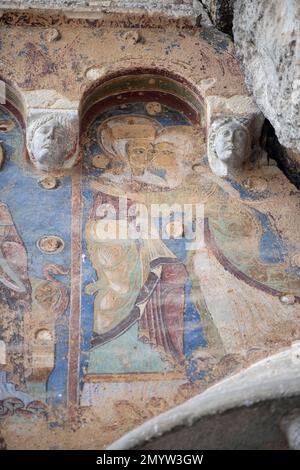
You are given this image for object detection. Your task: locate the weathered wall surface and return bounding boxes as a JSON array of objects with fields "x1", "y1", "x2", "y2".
[
  {"x1": 0, "y1": 0, "x2": 194, "y2": 8},
  {"x1": 0, "y1": 11, "x2": 244, "y2": 102},
  {"x1": 0, "y1": 1, "x2": 299, "y2": 452},
  {"x1": 0, "y1": 11, "x2": 252, "y2": 450},
  {"x1": 196, "y1": 1, "x2": 300, "y2": 187},
  {"x1": 0, "y1": 0, "x2": 204, "y2": 23},
  {"x1": 233, "y1": 0, "x2": 300, "y2": 155},
  {"x1": 198, "y1": 0, "x2": 234, "y2": 35}
]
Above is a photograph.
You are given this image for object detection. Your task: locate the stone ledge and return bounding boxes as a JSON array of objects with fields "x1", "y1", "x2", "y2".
[
  {"x1": 0, "y1": 0, "x2": 210, "y2": 26},
  {"x1": 0, "y1": 0, "x2": 198, "y2": 17}
]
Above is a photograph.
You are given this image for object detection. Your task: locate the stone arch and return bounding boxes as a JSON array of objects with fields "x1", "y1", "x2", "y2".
[
  {"x1": 0, "y1": 76, "x2": 26, "y2": 127},
  {"x1": 79, "y1": 67, "x2": 206, "y2": 134}
]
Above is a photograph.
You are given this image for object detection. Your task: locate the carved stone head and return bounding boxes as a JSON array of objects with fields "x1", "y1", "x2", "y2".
[
  {"x1": 208, "y1": 117, "x2": 251, "y2": 177},
  {"x1": 27, "y1": 114, "x2": 77, "y2": 171}
]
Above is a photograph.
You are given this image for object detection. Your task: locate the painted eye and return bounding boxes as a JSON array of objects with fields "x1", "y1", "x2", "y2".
[
  {"x1": 223, "y1": 130, "x2": 230, "y2": 137},
  {"x1": 0, "y1": 120, "x2": 15, "y2": 132}
]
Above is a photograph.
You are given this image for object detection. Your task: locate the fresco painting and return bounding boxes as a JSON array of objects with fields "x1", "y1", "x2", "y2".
[
  {"x1": 0, "y1": 105, "x2": 71, "y2": 415},
  {"x1": 0, "y1": 93, "x2": 300, "y2": 437},
  {"x1": 80, "y1": 104, "x2": 206, "y2": 386}
]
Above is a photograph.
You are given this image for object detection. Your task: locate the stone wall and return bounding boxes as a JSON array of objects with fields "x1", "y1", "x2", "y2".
[
  {"x1": 233, "y1": 0, "x2": 300, "y2": 156},
  {"x1": 198, "y1": 0, "x2": 234, "y2": 35},
  {"x1": 0, "y1": 0, "x2": 210, "y2": 26},
  {"x1": 231, "y1": 0, "x2": 300, "y2": 188},
  {"x1": 0, "y1": 0, "x2": 198, "y2": 17}
]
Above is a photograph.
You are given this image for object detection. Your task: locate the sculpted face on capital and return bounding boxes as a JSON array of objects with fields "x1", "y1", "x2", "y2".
[
  {"x1": 27, "y1": 115, "x2": 77, "y2": 171},
  {"x1": 209, "y1": 117, "x2": 251, "y2": 177},
  {"x1": 31, "y1": 119, "x2": 66, "y2": 170},
  {"x1": 214, "y1": 120, "x2": 250, "y2": 165}
]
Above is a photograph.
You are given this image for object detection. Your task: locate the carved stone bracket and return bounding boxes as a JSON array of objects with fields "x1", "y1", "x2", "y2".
[
  {"x1": 24, "y1": 90, "x2": 79, "y2": 173},
  {"x1": 206, "y1": 95, "x2": 264, "y2": 178}
]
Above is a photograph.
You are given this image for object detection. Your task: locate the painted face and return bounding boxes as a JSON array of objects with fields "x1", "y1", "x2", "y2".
[
  {"x1": 126, "y1": 140, "x2": 150, "y2": 176},
  {"x1": 31, "y1": 120, "x2": 67, "y2": 169},
  {"x1": 148, "y1": 142, "x2": 177, "y2": 170},
  {"x1": 214, "y1": 122, "x2": 249, "y2": 164}
]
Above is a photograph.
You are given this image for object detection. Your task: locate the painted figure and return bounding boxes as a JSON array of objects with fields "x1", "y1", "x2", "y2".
[
  {"x1": 84, "y1": 112, "x2": 300, "y2": 363},
  {"x1": 96, "y1": 115, "x2": 201, "y2": 189},
  {"x1": 0, "y1": 202, "x2": 31, "y2": 387},
  {"x1": 86, "y1": 193, "x2": 187, "y2": 366},
  {"x1": 27, "y1": 263, "x2": 69, "y2": 382},
  {"x1": 84, "y1": 115, "x2": 203, "y2": 366}
]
